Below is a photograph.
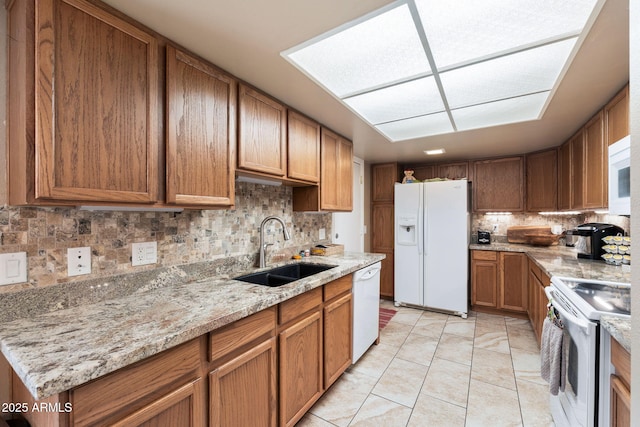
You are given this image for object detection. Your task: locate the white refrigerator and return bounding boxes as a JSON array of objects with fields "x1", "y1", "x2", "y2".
[{"x1": 394, "y1": 180, "x2": 469, "y2": 317}]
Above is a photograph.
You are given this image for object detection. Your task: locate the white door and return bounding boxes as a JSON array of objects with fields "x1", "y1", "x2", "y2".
[{"x1": 332, "y1": 158, "x2": 364, "y2": 252}]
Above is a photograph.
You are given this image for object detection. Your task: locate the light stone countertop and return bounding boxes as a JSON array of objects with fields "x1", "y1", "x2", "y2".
[
  {"x1": 470, "y1": 242, "x2": 632, "y2": 353},
  {"x1": 600, "y1": 316, "x2": 631, "y2": 353},
  {"x1": 0, "y1": 252, "x2": 384, "y2": 400}
]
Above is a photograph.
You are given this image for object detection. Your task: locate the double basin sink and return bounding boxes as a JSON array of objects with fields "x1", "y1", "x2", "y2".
[{"x1": 234, "y1": 263, "x2": 337, "y2": 287}]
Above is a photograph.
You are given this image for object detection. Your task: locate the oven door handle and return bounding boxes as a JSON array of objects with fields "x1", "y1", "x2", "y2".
[{"x1": 544, "y1": 286, "x2": 592, "y2": 333}]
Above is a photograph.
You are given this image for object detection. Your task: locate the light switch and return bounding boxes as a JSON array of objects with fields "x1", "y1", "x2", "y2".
[
  {"x1": 0, "y1": 252, "x2": 28, "y2": 286},
  {"x1": 319, "y1": 228, "x2": 326, "y2": 240}
]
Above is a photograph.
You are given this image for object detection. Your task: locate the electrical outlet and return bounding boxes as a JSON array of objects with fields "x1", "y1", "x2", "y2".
[
  {"x1": 0, "y1": 252, "x2": 28, "y2": 286},
  {"x1": 492, "y1": 224, "x2": 499, "y2": 233},
  {"x1": 67, "y1": 247, "x2": 91, "y2": 277},
  {"x1": 319, "y1": 228, "x2": 326, "y2": 240},
  {"x1": 132, "y1": 242, "x2": 157, "y2": 266}
]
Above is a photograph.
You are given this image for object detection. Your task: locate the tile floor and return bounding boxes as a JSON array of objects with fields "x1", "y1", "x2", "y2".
[{"x1": 297, "y1": 300, "x2": 554, "y2": 427}]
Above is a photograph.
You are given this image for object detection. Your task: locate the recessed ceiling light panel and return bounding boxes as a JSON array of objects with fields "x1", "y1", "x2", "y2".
[
  {"x1": 285, "y1": 4, "x2": 431, "y2": 98},
  {"x1": 415, "y1": 0, "x2": 598, "y2": 68},
  {"x1": 376, "y1": 112, "x2": 453, "y2": 141},
  {"x1": 440, "y1": 38, "x2": 577, "y2": 109},
  {"x1": 344, "y1": 76, "x2": 444, "y2": 124},
  {"x1": 282, "y1": 0, "x2": 604, "y2": 142},
  {"x1": 452, "y1": 92, "x2": 549, "y2": 131}
]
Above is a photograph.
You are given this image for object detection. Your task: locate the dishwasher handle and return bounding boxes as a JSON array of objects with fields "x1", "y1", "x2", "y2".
[{"x1": 355, "y1": 264, "x2": 381, "y2": 281}]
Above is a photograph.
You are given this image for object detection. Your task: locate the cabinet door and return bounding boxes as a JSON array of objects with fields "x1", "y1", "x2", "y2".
[
  {"x1": 499, "y1": 252, "x2": 527, "y2": 313},
  {"x1": 379, "y1": 252, "x2": 394, "y2": 300},
  {"x1": 438, "y1": 162, "x2": 469, "y2": 180},
  {"x1": 410, "y1": 164, "x2": 437, "y2": 181},
  {"x1": 372, "y1": 204, "x2": 394, "y2": 252},
  {"x1": 526, "y1": 149, "x2": 557, "y2": 212},
  {"x1": 473, "y1": 157, "x2": 524, "y2": 212},
  {"x1": 279, "y1": 311, "x2": 323, "y2": 427},
  {"x1": 35, "y1": 0, "x2": 158, "y2": 203},
  {"x1": 605, "y1": 85, "x2": 629, "y2": 146},
  {"x1": 571, "y1": 130, "x2": 585, "y2": 209},
  {"x1": 324, "y1": 293, "x2": 352, "y2": 389},
  {"x1": 287, "y1": 111, "x2": 320, "y2": 183},
  {"x1": 611, "y1": 375, "x2": 631, "y2": 427},
  {"x1": 558, "y1": 141, "x2": 572, "y2": 210},
  {"x1": 166, "y1": 45, "x2": 236, "y2": 206},
  {"x1": 372, "y1": 163, "x2": 398, "y2": 202},
  {"x1": 471, "y1": 259, "x2": 498, "y2": 308},
  {"x1": 110, "y1": 379, "x2": 205, "y2": 427},
  {"x1": 238, "y1": 84, "x2": 286, "y2": 176},
  {"x1": 210, "y1": 338, "x2": 277, "y2": 427},
  {"x1": 584, "y1": 112, "x2": 607, "y2": 208},
  {"x1": 321, "y1": 129, "x2": 353, "y2": 211}
]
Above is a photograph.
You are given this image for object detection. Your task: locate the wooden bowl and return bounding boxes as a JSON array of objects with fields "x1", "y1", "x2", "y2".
[{"x1": 525, "y1": 233, "x2": 559, "y2": 246}]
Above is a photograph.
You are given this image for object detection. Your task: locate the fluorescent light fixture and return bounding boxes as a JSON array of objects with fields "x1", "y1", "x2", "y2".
[
  {"x1": 593, "y1": 210, "x2": 610, "y2": 215},
  {"x1": 485, "y1": 212, "x2": 513, "y2": 216},
  {"x1": 79, "y1": 206, "x2": 184, "y2": 212},
  {"x1": 236, "y1": 175, "x2": 283, "y2": 186},
  {"x1": 282, "y1": 0, "x2": 604, "y2": 142},
  {"x1": 424, "y1": 148, "x2": 445, "y2": 155},
  {"x1": 538, "y1": 211, "x2": 582, "y2": 215}
]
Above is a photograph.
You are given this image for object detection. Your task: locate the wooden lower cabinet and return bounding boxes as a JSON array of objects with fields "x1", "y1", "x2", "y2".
[
  {"x1": 69, "y1": 338, "x2": 205, "y2": 427},
  {"x1": 471, "y1": 252, "x2": 499, "y2": 308},
  {"x1": 471, "y1": 250, "x2": 527, "y2": 314},
  {"x1": 610, "y1": 338, "x2": 631, "y2": 427},
  {"x1": 527, "y1": 258, "x2": 550, "y2": 344},
  {"x1": 323, "y1": 290, "x2": 352, "y2": 389},
  {"x1": 209, "y1": 338, "x2": 277, "y2": 427},
  {"x1": 11, "y1": 278, "x2": 357, "y2": 427},
  {"x1": 279, "y1": 310, "x2": 323, "y2": 427},
  {"x1": 111, "y1": 378, "x2": 204, "y2": 427}
]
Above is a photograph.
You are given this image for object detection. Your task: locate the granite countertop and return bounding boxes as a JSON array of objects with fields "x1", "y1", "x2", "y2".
[
  {"x1": 470, "y1": 242, "x2": 632, "y2": 353},
  {"x1": 0, "y1": 252, "x2": 384, "y2": 400},
  {"x1": 600, "y1": 315, "x2": 631, "y2": 353}
]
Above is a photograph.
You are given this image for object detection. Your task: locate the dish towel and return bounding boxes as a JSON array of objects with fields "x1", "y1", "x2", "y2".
[{"x1": 540, "y1": 317, "x2": 566, "y2": 395}]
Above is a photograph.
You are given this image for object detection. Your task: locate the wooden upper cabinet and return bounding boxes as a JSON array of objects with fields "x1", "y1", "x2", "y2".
[
  {"x1": 372, "y1": 163, "x2": 398, "y2": 202},
  {"x1": 237, "y1": 84, "x2": 287, "y2": 177},
  {"x1": 287, "y1": 111, "x2": 320, "y2": 183},
  {"x1": 526, "y1": 149, "x2": 557, "y2": 212},
  {"x1": 408, "y1": 164, "x2": 436, "y2": 181},
  {"x1": 473, "y1": 157, "x2": 524, "y2": 212},
  {"x1": 557, "y1": 141, "x2": 572, "y2": 210},
  {"x1": 166, "y1": 45, "x2": 236, "y2": 206},
  {"x1": 605, "y1": 85, "x2": 629, "y2": 146},
  {"x1": 583, "y1": 112, "x2": 607, "y2": 209},
  {"x1": 17, "y1": 0, "x2": 158, "y2": 204},
  {"x1": 320, "y1": 128, "x2": 353, "y2": 211},
  {"x1": 571, "y1": 130, "x2": 585, "y2": 209},
  {"x1": 438, "y1": 162, "x2": 469, "y2": 180}
]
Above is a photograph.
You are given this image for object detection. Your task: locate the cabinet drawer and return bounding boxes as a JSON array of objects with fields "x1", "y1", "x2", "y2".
[
  {"x1": 210, "y1": 307, "x2": 276, "y2": 362},
  {"x1": 324, "y1": 275, "x2": 352, "y2": 301},
  {"x1": 529, "y1": 260, "x2": 542, "y2": 282},
  {"x1": 611, "y1": 338, "x2": 631, "y2": 389},
  {"x1": 472, "y1": 250, "x2": 498, "y2": 261},
  {"x1": 279, "y1": 287, "x2": 322, "y2": 325},
  {"x1": 70, "y1": 338, "x2": 202, "y2": 426}
]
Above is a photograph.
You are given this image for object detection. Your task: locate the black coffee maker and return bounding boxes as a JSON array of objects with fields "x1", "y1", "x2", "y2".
[{"x1": 566, "y1": 223, "x2": 624, "y2": 260}]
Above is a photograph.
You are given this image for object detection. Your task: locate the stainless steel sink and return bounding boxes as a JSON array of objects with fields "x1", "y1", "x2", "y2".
[{"x1": 234, "y1": 263, "x2": 337, "y2": 287}]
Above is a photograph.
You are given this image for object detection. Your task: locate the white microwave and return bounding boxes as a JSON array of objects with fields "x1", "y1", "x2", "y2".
[{"x1": 608, "y1": 135, "x2": 630, "y2": 215}]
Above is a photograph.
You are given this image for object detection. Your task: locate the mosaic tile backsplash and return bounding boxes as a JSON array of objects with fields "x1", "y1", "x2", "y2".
[{"x1": 0, "y1": 182, "x2": 331, "y2": 292}]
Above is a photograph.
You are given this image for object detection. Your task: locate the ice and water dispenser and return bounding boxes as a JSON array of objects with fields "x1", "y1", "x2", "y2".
[{"x1": 397, "y1": 215, "x2": 418, "y2": 245}]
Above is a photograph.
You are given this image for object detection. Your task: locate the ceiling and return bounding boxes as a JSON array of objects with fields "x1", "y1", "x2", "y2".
[{"x1": 102, "y1": 0, "x2": 630, "y2": 164}]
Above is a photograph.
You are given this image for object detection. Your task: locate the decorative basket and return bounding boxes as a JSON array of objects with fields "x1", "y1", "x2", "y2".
[{"x1": 310, "y1": 244, "x2": 344, "y2": 256}]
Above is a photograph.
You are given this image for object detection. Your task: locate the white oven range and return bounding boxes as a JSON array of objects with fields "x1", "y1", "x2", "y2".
[{"x1": 546, "y1": 276, "x2": 630, "y2": 427}]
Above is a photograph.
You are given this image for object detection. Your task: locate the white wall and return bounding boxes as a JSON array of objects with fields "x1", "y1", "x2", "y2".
[
  {"x1": 0, "y1": 5, "x2": 7, "y2": 205},
  {"x1": 630, "y1": 0, "x2": 639, "y2": 423}
]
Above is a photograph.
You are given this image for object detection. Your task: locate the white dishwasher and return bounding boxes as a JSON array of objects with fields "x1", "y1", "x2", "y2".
[{"x1": 352, "y1": 262, "x2": 381, "y2": 363}]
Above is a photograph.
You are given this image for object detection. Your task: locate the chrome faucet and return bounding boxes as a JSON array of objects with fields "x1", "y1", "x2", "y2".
[{"x1": 259, "y1": 216, "x2": 291, "y2": 268}]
